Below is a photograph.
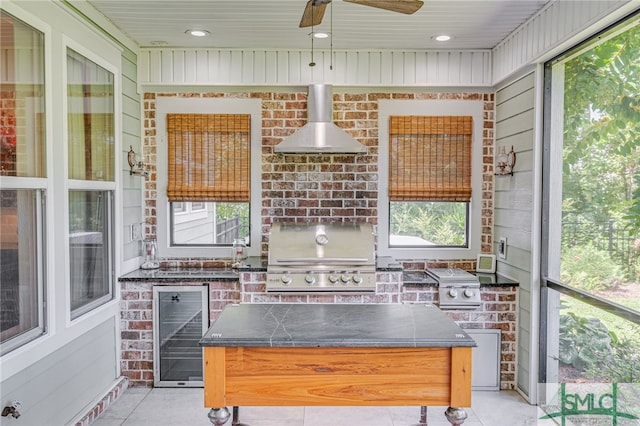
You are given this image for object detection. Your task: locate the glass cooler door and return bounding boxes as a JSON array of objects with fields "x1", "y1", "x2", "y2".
[{"x1": 153, "y1": 285, "x2": 208, "y2": 387}]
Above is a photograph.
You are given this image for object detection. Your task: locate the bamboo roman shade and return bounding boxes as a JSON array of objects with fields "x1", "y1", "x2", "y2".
[
  {"x1": 167, "y1": 114, "x2": 250, "y2": 202},
  {"x1": 389, "y1": 116, "x2": 472, "y2": 202}
]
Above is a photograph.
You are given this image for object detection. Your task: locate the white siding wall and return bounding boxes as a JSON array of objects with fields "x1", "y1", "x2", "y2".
[
  {"x1": 495, "y1": 72, "x2": 537, "y2": 400},
  {"x1": 121, "y1": 46, "x2": 143, "y2": 267},
  {"x1": 138, "y1": 48, "x2": 493, "y2": 87},
  {"x1": 0, "y1": 319, "x2": 117, "y2": 425}
]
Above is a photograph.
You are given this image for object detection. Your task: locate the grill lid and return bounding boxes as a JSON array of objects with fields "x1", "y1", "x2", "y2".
[
  {"x1": 268, "y1": 222, "x2": 375, "y2": 267},
  {"x1": 426, "y1": 268, "x2": 479, "y2": 283},
  {"x1": 266, "y1": 222, "x2": 376, "y2": 292}
]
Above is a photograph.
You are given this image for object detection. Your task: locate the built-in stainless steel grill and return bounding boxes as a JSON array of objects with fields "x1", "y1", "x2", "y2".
[
  {"x1": 266, "y1": 222, "x2": 376, "y2": 292},
  {"x1": 426, "y1": 268, "x2": 481, "y2": 310}
]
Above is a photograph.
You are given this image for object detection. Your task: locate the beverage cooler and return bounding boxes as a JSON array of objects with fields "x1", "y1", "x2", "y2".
[{"x1": 153, "y1": 285, "x2": 209, "y2": 387}]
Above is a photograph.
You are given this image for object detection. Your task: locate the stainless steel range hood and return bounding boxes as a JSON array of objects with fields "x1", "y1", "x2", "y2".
[{"x1": 274, "y1": 84, "x2": 367, "y2": 154}]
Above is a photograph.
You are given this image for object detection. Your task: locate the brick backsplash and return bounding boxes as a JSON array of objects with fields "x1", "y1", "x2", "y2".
[{"x1": 143, "y1": 90, "x2": 495, "y2": 259}]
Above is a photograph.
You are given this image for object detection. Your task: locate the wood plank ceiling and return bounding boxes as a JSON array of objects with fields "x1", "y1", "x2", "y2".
[{"x1": 85, "y1": 0, "x2": 551, "y2": 50}]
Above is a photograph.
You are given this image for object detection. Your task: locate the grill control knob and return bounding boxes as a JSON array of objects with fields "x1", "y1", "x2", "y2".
[
  {"x1": 463, "y1": 289, "x2": 475, "y2": 298},
  {"x1": 315, "y1": 233, "x2": 329, "y2": 246},
  {"x1": 352, "y1": 275, "x2": 363, "y2": 285},
  {"x1": 305, "y1": 274, "x2": 316, "y2": 285},
  {"x1": 448, "y1": 288, "x2": 459, "y2": 298},
  {"x1": 281, "y1": 275, "x2": 292, "y2": 285},
  {"x1": 328, "y1": 275, "x2": 339, "y2": 284},
  {"x1": 340, "y1": 274, "x2": 351, "y2": 284}
]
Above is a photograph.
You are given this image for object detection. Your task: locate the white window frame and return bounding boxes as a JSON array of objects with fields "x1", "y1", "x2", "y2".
[
  {"x1": 63, "y1": 38, "x2": 120, "y2": 322},
  {"x1": 156, "y1": 97, "x2": 262, "y2": 258},
  {"x1": 67, "y1": 188, "x2": 115, "y2": 319},
  {"x1": 0, "y1": 6, "x2": 49, "y2": 355},
  {"x1": 0, "y1": 182, "x2": 47, "y2": 355},
  {"x1": 377, "y1": 99, "x2": 484, "y2": 260}
]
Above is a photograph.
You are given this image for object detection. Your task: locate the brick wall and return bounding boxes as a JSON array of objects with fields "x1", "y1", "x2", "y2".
[{"x1": 142, "y1": 90, "x2": 495, "y2": 258}]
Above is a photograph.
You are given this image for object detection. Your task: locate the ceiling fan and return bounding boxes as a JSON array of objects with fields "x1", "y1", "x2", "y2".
[{"x1": 299, "y1": 0, "x2": 424, "y2": 28}]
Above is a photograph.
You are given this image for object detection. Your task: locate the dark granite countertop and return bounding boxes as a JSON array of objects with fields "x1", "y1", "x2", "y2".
[
  {"x1": 199, "y1": 303, "x2": 476, "y2": 348},
  {"x1": 119, "y1": 259, "x2": 517, "y2": 287},
  {"x1": 403, "y1": 270, "x2": 519, "y2": 287},
  {"x1": 119, "y1": 268, "x2": 238, "y2": 282}
]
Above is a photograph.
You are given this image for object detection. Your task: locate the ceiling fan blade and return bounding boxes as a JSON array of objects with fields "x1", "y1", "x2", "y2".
[
  {"x1": 299, "y1": 0, "x2": 329, "y2": 28},
  {"x1": 343, "y1": 0, "x2": 424, "y2": 15}
]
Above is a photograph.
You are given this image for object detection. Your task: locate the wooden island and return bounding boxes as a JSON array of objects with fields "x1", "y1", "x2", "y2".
[{"x1": 199, "y1": 303, "x2": 475, "y2": 425}]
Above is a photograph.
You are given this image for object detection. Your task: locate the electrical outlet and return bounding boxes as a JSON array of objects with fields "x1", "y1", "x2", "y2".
[
  {"x1": 498, "y1": 236, "x2": 507, "y2": 259},
  {"x1": 131, "y1": 223, "x2": 143, "y2": 241}
]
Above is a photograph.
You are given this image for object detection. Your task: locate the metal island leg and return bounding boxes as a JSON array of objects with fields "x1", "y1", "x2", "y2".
[
  {"x1": 409, "y1": 406, "x2": 428, "y2": 426},
  {"x1": 207, "y1": 407, "x2": 230, "y2": 425},
  {"x1": 445, "y1": 406, "x2": 468, "y2": 425},
  {"x1": 232, "y1": 406, "x2": 250, "y2": 426},
  {"x1": 207, "y1": 407, "x2": 250, "y2": 426}
]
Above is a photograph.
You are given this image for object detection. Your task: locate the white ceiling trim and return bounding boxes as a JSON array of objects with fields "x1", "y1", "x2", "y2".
[{"x1": 138, "y1": 48, "x2": 493, "y2": 87}]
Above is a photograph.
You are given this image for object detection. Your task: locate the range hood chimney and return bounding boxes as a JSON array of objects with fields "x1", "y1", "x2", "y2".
[{"x1": 274, "y1": 84, "x2": 367, "y2": 154}]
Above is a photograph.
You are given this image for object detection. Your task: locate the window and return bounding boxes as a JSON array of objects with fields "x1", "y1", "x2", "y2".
[
  {"x1": 388, "y1": 116, "x2": 472, "y2": 248},
  {"x1": 378, "y1": 100, "x2": 483, "y2": 259},
  {"x1": 156, "y1": 97, "x2": 261, "y2": 258},
  {"x1": 170, "y1": 202, "x2": 248, "y2": 245},
  {"x1": 66, "y1": 48, "x2": 115, "y2": 319},
  {"x1": 0, "y1": 11, "x2": 46, "y2": 354},
  {"x1": 541, "y1": 15, "x2": 640, "y2": 385},
  {"x1": 68, "y1": 191, "x2": 113, "y2": 316},
  {"x1": 166, "y1": 113, "x2": 250, "y2": 247}
]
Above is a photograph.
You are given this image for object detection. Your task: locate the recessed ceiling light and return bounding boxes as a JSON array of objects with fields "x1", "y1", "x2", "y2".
[
  {"x1": 434, "y1": 35, "x2": 451, "y2": 42},
  {"x1": 186, "y1": 29, "x2": 210, "y2": 37},
  {"x1": 313, "y1": 32, "x2": 329, "y2": 39}
]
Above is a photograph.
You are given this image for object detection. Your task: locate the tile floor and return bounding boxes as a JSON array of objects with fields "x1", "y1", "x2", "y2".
[{"x1": 93, "y1": 387, "x2": 546, "y2": 426}]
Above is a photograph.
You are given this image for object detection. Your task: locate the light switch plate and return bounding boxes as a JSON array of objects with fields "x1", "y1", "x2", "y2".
[
  {"x1": 498, "y1": 237, "x2": 507, "y2": 259},
  {"x1": 131, "y1": 222, "x2": 143, "y2": 241}
]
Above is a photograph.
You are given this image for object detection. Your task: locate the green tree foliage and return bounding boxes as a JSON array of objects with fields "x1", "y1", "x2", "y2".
[
  {"x1": 558, "y1": 311, "x2": 615, "y2": 371},
  {"x1": 560, "y1": 311, "x2": 640, "y2": 383},
  {"x1": 560, "y1": 244, "x2": 623, "y2": 291},
  {"x1": 562, "y1": 23, "x2": 640, "y2": 230},
  {"x1": 390, "y1": 202, "x2": 466, "y2": 246},
  {"x1": 216, "y1": 202, "x2": 250, "y2": 239},
  {"x1": 588, "y1": 336, "x2": 640, "y2": 383}
]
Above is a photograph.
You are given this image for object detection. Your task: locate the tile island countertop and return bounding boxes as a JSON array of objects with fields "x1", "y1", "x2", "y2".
[{"x1": 199, "y1": 303, "x2": 476, "y2": 348}]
